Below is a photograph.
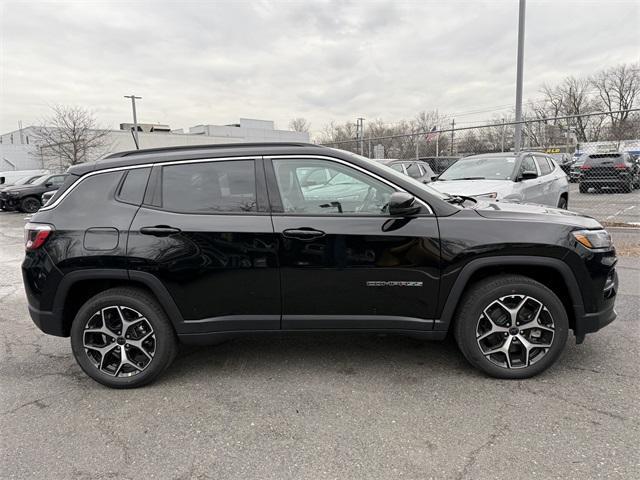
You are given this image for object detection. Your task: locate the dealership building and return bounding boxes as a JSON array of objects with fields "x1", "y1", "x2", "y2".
[{"x1": 0, "y1": 118, "x2": 309, "y2": 171}]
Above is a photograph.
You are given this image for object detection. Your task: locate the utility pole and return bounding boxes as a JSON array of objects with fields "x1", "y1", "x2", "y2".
[
  {"x1": 450, "y1": 119, "x2": 455, "y2": 155},
  {"x1": 415, "y1": 134, "x2": 419, "y2": 160},
  {"x1": 356, "y1": 117, "x2": 365, "y2": 156},
  {"x1": 513, "y1": 0, "x2": 526, "y2": 152},
  {"x1": 124, "y1": 94, "x2": 142, "y2": 148},
  {"x1": 501, "y1": 118, "x2": 506, "y2": 152}
]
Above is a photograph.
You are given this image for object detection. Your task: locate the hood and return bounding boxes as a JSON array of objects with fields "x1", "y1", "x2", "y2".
[
  {"x1": 430, "y1": 179, "x2": 514, "y2": 197},
  {"x1": 1, "y1": 184, "x2": 42, "y2": 194},
  {"x1": 472, "y1": 199, "x2": 602, "y2": 229}
]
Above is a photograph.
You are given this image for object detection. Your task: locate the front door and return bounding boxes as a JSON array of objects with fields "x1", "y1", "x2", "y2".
[
  {"x1": 127, "y1": 158, "x2": 280, "y2": 334},
  {"x1": 518, "y1": 155, "x2": 544, "y2": 204},
  {"x1": 266, "y1": 157, "x2": 440, "y2": 331}
]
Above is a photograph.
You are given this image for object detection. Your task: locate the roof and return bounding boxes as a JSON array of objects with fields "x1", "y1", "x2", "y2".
[{"x1": 69, "y1": 142, "x2": 328, "y2": 176}]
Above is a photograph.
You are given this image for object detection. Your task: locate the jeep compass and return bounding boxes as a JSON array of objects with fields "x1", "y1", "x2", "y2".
[{"x1": 22, "y1": 143, "x2": 618, "y2": 388}]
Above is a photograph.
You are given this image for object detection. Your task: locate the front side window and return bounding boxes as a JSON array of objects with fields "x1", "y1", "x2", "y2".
[
  {"x1": 272, "y1": 159, "x2": 395, "y2": 215},
  {"x1": 520, "y1": 156, "x2": 537, "y2": 175},
  {"x1": 161, "y1": 160, "x2": 257, "y2": 213}
]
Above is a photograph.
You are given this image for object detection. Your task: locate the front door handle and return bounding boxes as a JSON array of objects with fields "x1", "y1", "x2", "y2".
[
  {"x1": 140, "y1": 225, "x2": 182, "y2": 237},
  {"x1": 282, "y1": 227, "x2": 326, "y2": 240}
]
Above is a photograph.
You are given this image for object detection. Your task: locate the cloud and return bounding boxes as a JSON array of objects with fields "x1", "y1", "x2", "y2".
[{"x1": 1, "y1": 0, "x2": 638, "y2": 135}]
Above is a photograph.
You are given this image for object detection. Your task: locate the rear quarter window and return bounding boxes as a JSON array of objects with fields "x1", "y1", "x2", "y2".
[
  {"x1": 45, "y1": 174, "x2": 78, "y2": 205},
  {"x1": 117, "y1": 167, "x2": 151, "y2": 205},
  {"x1": 57, "y1": 171, "x2": 124, "y2": 214}
]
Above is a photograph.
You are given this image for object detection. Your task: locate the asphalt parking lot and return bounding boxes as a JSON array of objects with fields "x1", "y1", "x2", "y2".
[
  {"x1": 1, "y1": 210, "x2": 639, "y2": 480},
  {"x1": 568, "y1": 183, "x2": 640, "y2": 226}
]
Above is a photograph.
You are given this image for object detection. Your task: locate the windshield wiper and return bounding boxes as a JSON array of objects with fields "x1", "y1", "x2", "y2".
[{"x1": 450, "y1": 177, "x2": 486, "y2": 180}]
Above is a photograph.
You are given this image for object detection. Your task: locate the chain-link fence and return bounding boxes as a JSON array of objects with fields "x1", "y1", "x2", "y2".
[{"x1": 321, "y1": 110, "x2": 640, "y2": 227}]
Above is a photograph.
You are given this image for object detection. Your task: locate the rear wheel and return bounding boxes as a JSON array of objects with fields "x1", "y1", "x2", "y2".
[
  {"x1": 70, "y1": 287, "x2": 178, "y2": 388},
  {"x1": 20, "y1": 196, "x2": 41, "y2": 213},
  {"x1": 621, "y1": 179, "x2": 633, "y2": 193},
  {"x1": 454, "y1": 275, "x2": 568, "y2": 379}
]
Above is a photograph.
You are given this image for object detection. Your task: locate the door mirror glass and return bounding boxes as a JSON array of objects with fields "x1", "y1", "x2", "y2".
[{"x1": 388, "y1": 192, "x2": 420, "y2": 216}]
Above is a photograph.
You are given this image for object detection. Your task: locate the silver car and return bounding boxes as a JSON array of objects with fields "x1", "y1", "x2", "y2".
[{"x1": 430, "y1": 152, "x2": 569, "y2": 208}]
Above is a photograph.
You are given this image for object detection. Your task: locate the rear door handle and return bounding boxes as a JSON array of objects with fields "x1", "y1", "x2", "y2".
[
  {"x1": 282, "y1": 227, "x2": 326, "y2": 240},
  {"x1": 140, "y1": 225, "x2": 182, "y2": 237}
]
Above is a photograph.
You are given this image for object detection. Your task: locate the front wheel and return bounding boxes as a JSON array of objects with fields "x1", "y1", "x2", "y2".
[
  {"x1": 454, "y1": 275, "x2": 568, "y2": 379},
  {"x1": 70, "y1": 287, "x2": 178, "y2": 388},
  {"x1": 20, "y1": 196, "x2": 41, "y2": 213},
  {"x1": 557, "y1": 196, "x2": 568, "y2": 209}
]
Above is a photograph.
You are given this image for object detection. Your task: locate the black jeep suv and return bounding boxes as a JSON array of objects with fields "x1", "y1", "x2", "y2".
[
  {"x1": 1, "y1": 173, "x2": 67, "y2": 212},
  {"x1": 22, "y1": 143, "x2": 618, "y2": 388}
]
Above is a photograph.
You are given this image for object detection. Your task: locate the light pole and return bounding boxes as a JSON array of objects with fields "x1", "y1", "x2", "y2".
[
  {"x1": 124, "y1": 95, "x2": 142, "y2": 147},
  {"x1": 513, "y1": 0, "x2": 526, "y2": 152}
]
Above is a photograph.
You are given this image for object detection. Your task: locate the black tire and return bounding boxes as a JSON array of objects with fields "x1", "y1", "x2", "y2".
[
  {"x1": 20, "y1": 196, "x2": 41, "y2": 213},
  {"x1": 578, "y1": 183, "x2": 588, "y2": 193},
  {"x1": 621, "y1": 179, "x2": 633, "y2": 193},
  {"x1": 70, "y1": 287, "x2": 178, "y2": 388},
  {"x1": 453, "y1": 275, "x2": 568, "y2": 379},
  {"x1": 557, "y1": 196, "x2": 568, "y2": 209}
]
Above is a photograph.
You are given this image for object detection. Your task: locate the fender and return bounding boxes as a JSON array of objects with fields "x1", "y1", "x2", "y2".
[
  {"x1": 434, "y1": 255, "x2": 584, "y2": 331},
  {"x1": 51, "y1": 268, "x2": 185, "y2": 328}
]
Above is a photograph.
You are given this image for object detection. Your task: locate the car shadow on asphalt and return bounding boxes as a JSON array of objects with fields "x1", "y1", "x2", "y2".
[{"x1": 158, "y1": 332, "x2": 479, "y2": 385}]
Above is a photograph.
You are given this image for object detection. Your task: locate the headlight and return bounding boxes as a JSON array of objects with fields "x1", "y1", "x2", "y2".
[
  {"x1": 572, "y1": 229, "x2": 613, "y2": 249},
  {"x1": 472, "y1": 192, "x2": 498, "y2": 199},
  {"x1": 9, "y1": 191, "x2": 20, "y2": 196}
]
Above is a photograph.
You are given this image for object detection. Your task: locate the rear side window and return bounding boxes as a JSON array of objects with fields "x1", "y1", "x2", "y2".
[
  {"x1": 161, "y1": 160, "x2": 257, "y2": 213},
  {"x1": 535, "y1": 156, "x2": 552, "y2": 175},
  {"x1": 117, "y1": 167, "x2": 150, "y2": 205},
  {"x1": 57, "y1": 172, "x2": 124, "y2": 213},
  {"x1": 405, "y1": 162, "x2": 422, "y2": 178}
]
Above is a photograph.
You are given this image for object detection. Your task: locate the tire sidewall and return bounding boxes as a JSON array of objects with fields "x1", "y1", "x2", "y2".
[
  {"x1": 21, "y1": 196, "x2": 41, "y2": 213},
  {"x1": 458, "y1": 281, "x2": 569, "y2": 379},
  {"x1": 70, "y1": 291, "x2": 176, "y2": 388}
]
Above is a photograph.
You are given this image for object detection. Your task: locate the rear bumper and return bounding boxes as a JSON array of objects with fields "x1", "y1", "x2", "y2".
[{"x1": 27, "y1": 304, "x2": 67, "y2": 337}]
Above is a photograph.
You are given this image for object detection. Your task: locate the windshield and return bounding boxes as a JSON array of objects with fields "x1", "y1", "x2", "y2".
[
  {"x1": 32, "y1": 175, "x2": 52, "y2": 185},
  {"x1": 439, "y1": 156, "x2": 516, "y2": 181},
  {"x1": 344, "y1": 151, "x2": 451, "y2": 201},
  {"x1": 14, "y1": 175, "x2": 42, "y2": 186}
]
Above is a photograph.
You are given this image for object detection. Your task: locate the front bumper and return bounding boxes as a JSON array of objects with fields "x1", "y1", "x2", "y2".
[
  {"x1": 0, "y1": 194, "x2": 19, "y2": 210},
  {"x1": 573, "y1": 269, "x2": 618, "y2": 343}
]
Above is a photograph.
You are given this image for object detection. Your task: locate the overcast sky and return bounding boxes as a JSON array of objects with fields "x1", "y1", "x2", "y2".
[{"x1": 1, "y1": 0, "x2": 638, "y2": 136}]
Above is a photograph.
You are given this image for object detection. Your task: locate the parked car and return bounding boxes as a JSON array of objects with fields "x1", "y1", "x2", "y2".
[
  {"x1": 578, "y1": 152, "x2": 640, "y2": 193},
  {"x1": 41, "y1": 189, "x2": 57, "y2": 207},
  {"x1": 0, "y1": 169, "x2": 48, "y2": 186},
  {"x1": 430, "y1": 152, "x2": 570, "y2": 209},
  {"x1": 23, "y1": 143, "x2": 617, "y2": 388},
  {"x1": 549, "y1": 153, "x2": 573, "y2": 176},
  {"x1": 376, "y1": 159, "x2": 437, "y2": 183},
  {"x1": 0, "y1": 173, "x2": 67, "y2": 213},
  {"x1": 569, "y1": 154, "x2": 587, "y2": 183}
]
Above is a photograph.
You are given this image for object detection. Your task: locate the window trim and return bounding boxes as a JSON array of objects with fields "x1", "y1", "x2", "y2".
[
  {"x1": 115, "y1": 167, "x2": 151, "y2": 206},
  {"x1": 264, "y1": 154, "x2": 433, "y2": 217},
  {"x1": 39, "y1": 156, "x2": 259, "y2": 212}
]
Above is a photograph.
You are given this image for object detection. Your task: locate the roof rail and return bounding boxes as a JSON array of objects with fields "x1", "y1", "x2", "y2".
[{"x1": 103, "y1": 142, "x2": 320, "y2": 159}]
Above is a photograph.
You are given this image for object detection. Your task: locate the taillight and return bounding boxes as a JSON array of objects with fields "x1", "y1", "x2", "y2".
[
  {"x1": 614, "y1": 164, "x2": 628, "y2": 170},
  {"x1": 580, "y1": 165, "x2": 591, "y2": 170},
  {"x1": 24, "y1": 223, "x2": 54, "y2": 251}
]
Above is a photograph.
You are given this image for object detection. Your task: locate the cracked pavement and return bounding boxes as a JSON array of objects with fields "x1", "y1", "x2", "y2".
[{"x1": 1, "y1": 212, "x2": 639, "y2": 479}]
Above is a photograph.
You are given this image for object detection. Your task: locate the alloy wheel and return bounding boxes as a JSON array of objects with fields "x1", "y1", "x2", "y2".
[
  {"x1": 83, "y1": 305, "x2": 156, "y2": 377},
  {"x1": 476, "y1": 294, "x2": 555, "y2": 369},
  {"x1": 22, "y1": 198, "x2": 41, "y2": 213}
]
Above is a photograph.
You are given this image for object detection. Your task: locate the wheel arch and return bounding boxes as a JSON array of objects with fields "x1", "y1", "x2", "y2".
[
  {"x1": 436, "y1": 256, "x2": 584, "y2": 334},
  {"x1": 54, "y1": 269, "x2": 184, "y2": 336}
]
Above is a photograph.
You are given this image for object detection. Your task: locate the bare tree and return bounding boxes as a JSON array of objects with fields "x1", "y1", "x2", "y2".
[
  {"x1": 592, "y1": 63, "x2": 640, "y2": 141},
  {"x1": 288, "y1": 117, "x2": 311, "y2": 133},
  {"x1": 31, "y1": 105, "x2": 110, "y2": 169}
]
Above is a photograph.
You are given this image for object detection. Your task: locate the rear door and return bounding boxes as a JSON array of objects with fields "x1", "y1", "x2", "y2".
[
  {"x1": 266, "y1": 156, "x2": 440, "y2": 331},
  {"x1": 533, "y1": 155, "x2": 555, "y2": 206},
  {"x1": 127, "y1": 157, "x2": 280, "y2": 334}
]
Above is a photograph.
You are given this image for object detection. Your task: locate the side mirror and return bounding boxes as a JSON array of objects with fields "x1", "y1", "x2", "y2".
[
  {"x1": 520, "y1": 171, "x2": 538, "y2": 180},
  {"x1": 45, "y1": 182, "x2": 53, "y2": 187},
  {"x1": 388, "y1": 192, "x2": 421, "y2": 216}
]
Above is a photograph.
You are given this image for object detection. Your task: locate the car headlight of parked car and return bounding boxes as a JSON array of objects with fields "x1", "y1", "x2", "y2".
[
  {"x1": 572, "y1": 229, "x2": 613, "y2": 250},
  {"x1": 8, "y1": 191, "x2": 20, "y2": 196},
  {"x1": 472, "y1": 192, "x2": 498, "y2": 199}
]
